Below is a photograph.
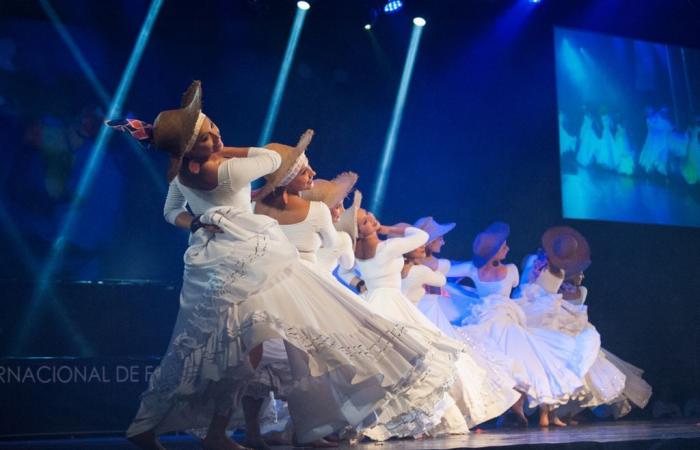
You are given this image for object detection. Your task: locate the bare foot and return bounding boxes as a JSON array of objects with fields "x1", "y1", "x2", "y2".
[
  {"x1": 202, "y1": 435, "x2": 250, "y2": 450},
  {"x1": 539, "y1": 410, "x2": 549, "y2": 428},
  {"x1": 127, "y1": 430, "x2": 166, "y2": 450},
  {"x1": 567, "y1": 418, "x2": 579, "y2": 426},
  {"x1": 549, "y1": 413, "x2": 567, "y2": 428}
]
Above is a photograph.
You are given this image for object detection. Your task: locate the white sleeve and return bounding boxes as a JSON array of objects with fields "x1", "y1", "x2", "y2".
[
  {"x1": 163, "y1": 180, "x2": 188, "y2": 225},
  {"x1": 436, "y1": 258, "x2": 451, "y2": 275},
  {"x1": 446, "y1": 260, "x2": 477, "y2": 278},
  {"x1": 509, "y1": 264, "x2": 520, "y2": 289},
  {"x1": 313, "y1": 202, "x2": 339, "y2": 250},
  {"x1": 336, "y1": 232, "x2": 355, "y2": 270},
  {"x1": 220, "y1": 147, "x2": 282, "y2": 189},
  {"x1": 383, "y1": 227, "x2": 429, "y2": 258},
  {"x1": 422, "y1": 267, "x2": 447, "y2": 288}
]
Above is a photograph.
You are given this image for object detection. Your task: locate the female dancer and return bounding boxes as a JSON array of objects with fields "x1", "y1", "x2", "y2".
[
  {"x1": 355, "y1": 210, "x2": 521, "y2": 437},
  {"x1": 453, "y1": 222, "x2": 598, "y2": 427},
  {"x1": 517, "y1": 227, "x2": 625, "y2": 423},
  {"x1": 111, "y1": 81, "x2": 465, "y2": 449},
  {"x1": 253, "y1": 145, "x2": 471, "y2": 440}
]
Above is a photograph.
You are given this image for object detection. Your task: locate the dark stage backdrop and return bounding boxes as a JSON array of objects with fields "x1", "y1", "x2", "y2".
[{"x1": 0, "y1": 0, "x2": 699, "y2": 434}]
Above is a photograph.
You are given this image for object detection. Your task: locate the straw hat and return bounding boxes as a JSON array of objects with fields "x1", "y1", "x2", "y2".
[
  {"x1": 472, "y1": 221, "x2": 510, "y2": 268},
  {"x1": 335, "y1": 190, "x2": 362, "y2": 245},
  {"x1": 151, "y1": 80, "x2": 204, "y2": 182},
  {"x1": 300, "y1": 172, "x2": 358, "y2": 208},
  {"x1": 542, "y1": 226, "x2": 591, "y2": 275},
  {"x1": 413, "y1": 216, "x2": 456, "y2": 243},
  {"x1": 252, "y1": 129, "x2": 314, "y2": 201}
]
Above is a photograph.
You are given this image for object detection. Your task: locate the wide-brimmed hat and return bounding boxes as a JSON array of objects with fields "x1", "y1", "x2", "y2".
[
  {"x1": 542, "y1": 226, "x2": 591, "y2": 275},
  {"x1": 472, "y1": 221, "x2": 510, "y2": 268},
  {"x1": 151, "y1": 80, "x2": 204, "y2": 182},
  {"x1": 252, "y1": 129, "x2": 314, "y2": 201},
  {"x1": 335, "y1": 190, "x2": 362, "y2": 245},
  {"x1": 413, "y1": 216, "x2": 456, "y2": 243},
  {"x1": 300, "y1": 172, "x2": 358, "y2": 208}
]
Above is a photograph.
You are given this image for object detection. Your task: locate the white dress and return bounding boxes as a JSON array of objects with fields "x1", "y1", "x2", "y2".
[
  {"x1": 456, "y1": 262, "x2": 596, "y2": 408},
  {"x1": 595, "y1": 114, "x2": 617, "y2": 169},
  {"x1": 517, "y1": 269, "x2": 625, "y2": 409},
  {"x1": 553, "y1": 287, "x2": 651, "y2": 418},
  {"x1": 357, "y1": 229, "x2": 517, "y2": 437},
  {"x1": 129, "y1": 148, "x2": 459, "y2": 443},
  {"x1": 577, "y1": 114, "x2": 601, "y2": 167},
  {"x1": 614, "y1": 125, "x2": 635, "y2": 175},
  {"x1": 403, "y1": 264, "x2": 524, "y2": 422}
]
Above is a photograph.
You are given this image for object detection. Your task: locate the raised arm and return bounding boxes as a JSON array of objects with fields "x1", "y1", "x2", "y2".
[
  {"x1": 221, "y1": 147, "x2": 282, "y2": 189},
  {"x1": 446, "y1": 260, "x2": 477, "y2": 278},
  {"x1": 383, "y1": 227, "x2": 429, "y2": 258},
  {"x1": 313, "y1": 202, "x2": 339, "y2": 250},
  {"x1": 418, "y1": 265, "x2": 447, "y2": 288}
]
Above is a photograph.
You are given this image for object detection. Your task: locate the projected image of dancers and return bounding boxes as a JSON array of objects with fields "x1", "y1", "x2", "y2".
[{"x1": 555, "y1": 27, "x2": 700, "y2": 228}]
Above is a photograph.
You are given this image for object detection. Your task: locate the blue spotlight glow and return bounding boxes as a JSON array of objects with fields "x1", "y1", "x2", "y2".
[
  {"x1": 413, "y1": 17, "x2": 426, "y2": 27},
  {"x1": 11, "y1": 0, "x2": 164, "y2": 356},
  {"x1": 364, "y1": 24, "x2": 372, "y2": 30},
  {"x1": 258, "y1": 4, "x2": 310, "y2": 145},
  {"x1": 384, "y1": 1, "x2": 403, "y2": 14},
  {"x1": 529, "y1": 0, "x2": 542, "y2": 4},
  {"x1": 297, "y1": 1, "x2": 310, "y2": 10},
  {"x1": 370, "y1": 20, "x2": 425, "y2": 215},
  {"x1": 40, "y1": 0, "x2": 165, "y2": 195}
]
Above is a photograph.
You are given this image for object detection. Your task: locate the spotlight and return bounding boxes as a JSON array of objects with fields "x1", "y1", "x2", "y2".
[
  {"x1": 413, "y1": 17, "x2": 426, "y2": 26},
  {"x1": 297, "y1": 1, "x2": 310, "y2": 10},
  {"x1": 383, "y1": 0, "x2": 403, "y2": 14},
  {"x1": 529, "y1": 0, "x2": 542, "y2": 3},
  {"x1": 364, "y1": 23, "x2": 372, "y2": 30}
]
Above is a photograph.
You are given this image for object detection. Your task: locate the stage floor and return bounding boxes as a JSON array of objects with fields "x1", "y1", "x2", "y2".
[{"x1": 1, "y1": 420, "x2": 699, "y2": 449}]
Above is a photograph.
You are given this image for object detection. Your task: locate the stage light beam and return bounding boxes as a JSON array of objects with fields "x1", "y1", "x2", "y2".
[
  {"x1": 258, "y1": 3, "x2": 310, "y2": 145},
  {"x1": 370, "y1": 19, "x2": 426, "y2": 215},
  {"x1": 40, "y1": 0, "x2": 165, "y2": 195},
  {"x1": 11, "y1": 0, "x2": 164, "y2": 356}
]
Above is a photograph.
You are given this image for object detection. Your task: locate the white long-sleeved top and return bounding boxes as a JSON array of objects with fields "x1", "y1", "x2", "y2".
[
  {"x1": 279, "y1": 201, "x2": 338, "y2": 264},
  {"x1": 163, "y1": 147, "x2": 280, "y2": 224}
]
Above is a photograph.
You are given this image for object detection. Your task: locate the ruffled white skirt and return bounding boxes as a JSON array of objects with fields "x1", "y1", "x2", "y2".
[
  {"x1": 464, "y1": 295, "x2": 597, "y2": 408},
  {"x1": 127, "y1": 207, "x2": 463, "y2": 442}
]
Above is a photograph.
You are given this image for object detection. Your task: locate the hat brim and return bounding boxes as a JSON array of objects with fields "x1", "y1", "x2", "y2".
[
  {"x1": 542, "y1": 226, "x2": 591, "y2": 275},
  {"x1": 472, "y1": 222, "x2": 510, "y2": 268},
  {"x1": 335, "y1": 190, "x2": 362, "y2": 245},
  {"x1": 428, "y1": 222, "x2": 456, "y2": 242},
  {"x1": 252, "y1": 130, "x2": 313, "y2": 201}
]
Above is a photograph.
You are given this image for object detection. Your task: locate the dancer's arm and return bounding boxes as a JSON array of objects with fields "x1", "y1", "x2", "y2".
[
  {"x1": 314, "y1": 202, "x2": 339, "y2": 249},
  {"x1": 163, "y1": 181, "x2": 189, "y2": 227},
  {"x1": 383, "y1": 227, "x2": 429, "y2": 258},
  {"x1": 446, "y1": 260, "x2": 476, "y2": 278},
  {"x1": 422, "y1": 266, "x2": 447, "y2": 288},
  {"x1": 336, "y1": 232, "x2": 356, "y2": 270},
  {"x1": 223, "y1": 147, "x2": 282, "y2": 189}
]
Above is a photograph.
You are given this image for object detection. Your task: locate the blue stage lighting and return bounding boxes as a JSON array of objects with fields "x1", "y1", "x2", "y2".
[
  {"x1": 40, "y1": 0, "x2": 165, "y2": 195},
  {"x1": 364, "y1": 24, "x2": 372, "y2": 30},
  {"x1": 529, "y1": 0, "x2": 542, "y2": 4},
  {"x1": 370, "y1": 19, "x2": 425, "y2": 215},
  {"x1": 413, "y1": 17, "x2": 426, "y2": 27},
  {"x1": 11, "y1": 0, "x2": 164, "y2": 356},
  {"x1": 297, "y1": 1, "x2": 310, "y2": 10},
  {"x1": 258, "y1": 3, "x2": 310, "y2": 145},
  {"x1": 384, "y1": 1, "x2": 403, "y2": 14}
]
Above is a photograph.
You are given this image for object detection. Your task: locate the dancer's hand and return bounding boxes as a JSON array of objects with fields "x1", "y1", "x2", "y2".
[{"x1": 378, "y1": 222, "x2": 411, "y2": 236}]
